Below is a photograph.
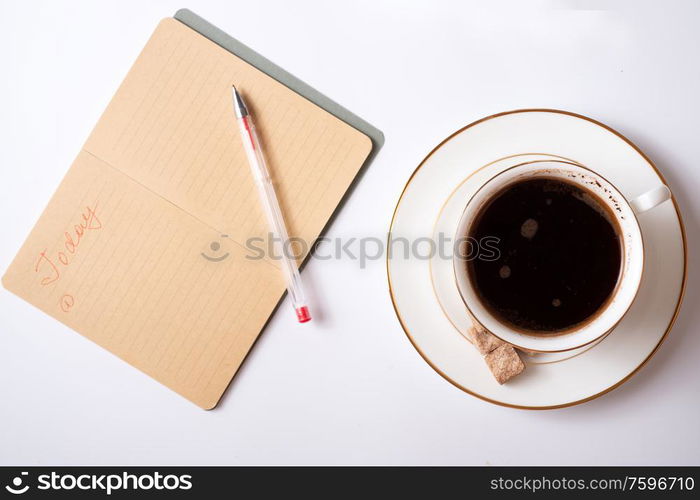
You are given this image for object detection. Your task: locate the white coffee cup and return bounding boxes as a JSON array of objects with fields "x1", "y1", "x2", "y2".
[{"x1": 454, "y1": 160, "x2": 671, "y2": 353}]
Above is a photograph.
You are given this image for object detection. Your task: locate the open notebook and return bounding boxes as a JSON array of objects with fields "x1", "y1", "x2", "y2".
[{"x1": 2, "y1": 16, "x2": 376, "y2": 409}]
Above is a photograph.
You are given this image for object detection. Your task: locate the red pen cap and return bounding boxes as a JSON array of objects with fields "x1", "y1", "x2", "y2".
[{"x1": 296, "y1": 306, "x2": 312, "y2": 323}]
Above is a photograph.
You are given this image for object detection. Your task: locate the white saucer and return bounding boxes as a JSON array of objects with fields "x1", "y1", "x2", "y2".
[{"x1": 388, "y1": 110, "x2": 687, "y2": 409}]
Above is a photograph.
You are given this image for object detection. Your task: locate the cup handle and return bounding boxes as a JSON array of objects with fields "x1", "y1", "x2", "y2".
[{"x1": 629, "y1": 185, "x2": 672, "y2": 214}]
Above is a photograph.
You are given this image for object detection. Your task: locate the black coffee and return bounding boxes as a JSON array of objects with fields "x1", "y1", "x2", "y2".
[{"x1": 467, "y1": 177, "x2": 622, "y2": 333}]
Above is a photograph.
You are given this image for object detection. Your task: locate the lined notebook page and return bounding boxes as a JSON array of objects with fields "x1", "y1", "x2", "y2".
[
  {"x1": 3, "y1": 152, "x2": 285, "y2": 408},
  {"x1": 3, "y1": 18, "x2": 373, "y2": 408},
  {"x1": 85, "y1": 18, "x2": 372, "y2": 254}
]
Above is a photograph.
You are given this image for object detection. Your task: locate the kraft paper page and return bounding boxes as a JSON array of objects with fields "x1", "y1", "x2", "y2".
[
  {"x1": 85, "y1": 18, "x2": 372, "y2": 251},
  {"x1": 2, "y1": 18, "x2": 372, "y2": 408}
]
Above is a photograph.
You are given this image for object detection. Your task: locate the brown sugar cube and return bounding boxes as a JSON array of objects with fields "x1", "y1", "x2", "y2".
[
  {"x1": 484, "y1": 344, "x2": 525, "y2": 384},
  {"x1": 466, "y1": 325, "x2": 504, "y2": 355}
]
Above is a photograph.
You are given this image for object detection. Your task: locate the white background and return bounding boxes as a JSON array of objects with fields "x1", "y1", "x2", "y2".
[{"x1": 1, "y1": 0, "x2": 699, "y2": 465}]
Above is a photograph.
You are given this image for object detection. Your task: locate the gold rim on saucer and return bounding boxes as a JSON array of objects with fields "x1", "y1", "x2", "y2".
[{"x1": 387, "y1": 108, "x2": 688, "y2": 410}]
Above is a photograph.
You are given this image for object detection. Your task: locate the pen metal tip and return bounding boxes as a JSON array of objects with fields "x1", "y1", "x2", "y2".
[{"x1": 231, "y1": 85, "x2": 248, "y2": 118}]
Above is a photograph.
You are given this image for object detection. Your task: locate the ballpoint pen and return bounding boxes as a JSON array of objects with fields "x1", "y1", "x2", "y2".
[{"x1": 232, "y1": 85, "x2": 312, "y2": 323}]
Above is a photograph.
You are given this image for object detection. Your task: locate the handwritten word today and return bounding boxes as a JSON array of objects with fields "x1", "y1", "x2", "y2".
[{"x1": 34, "y1": 203, "x2": 102, "y2": 290}]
